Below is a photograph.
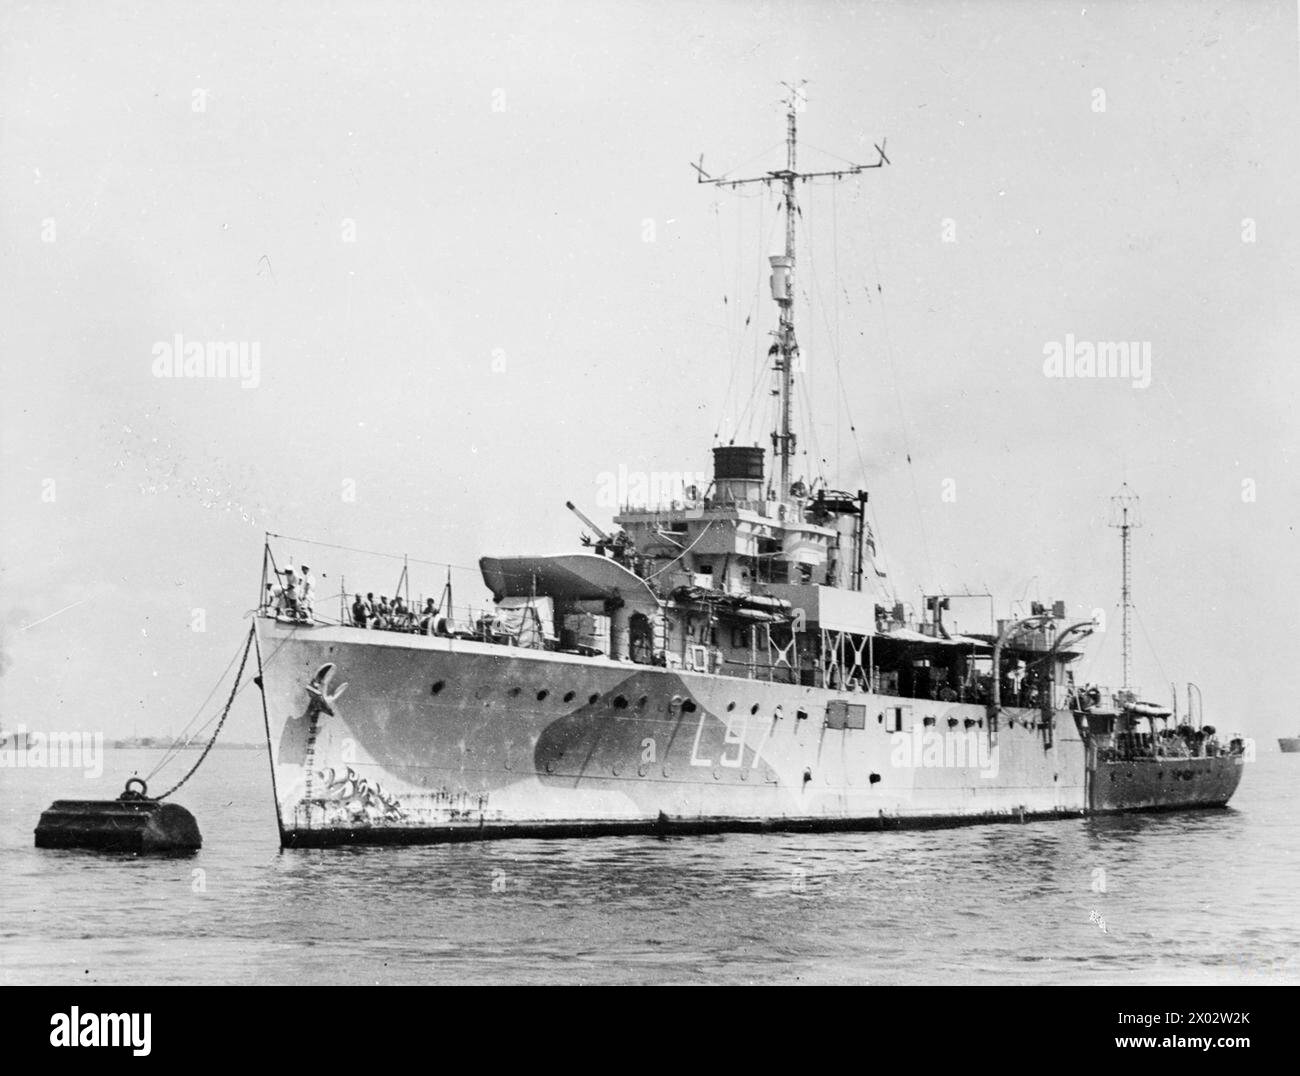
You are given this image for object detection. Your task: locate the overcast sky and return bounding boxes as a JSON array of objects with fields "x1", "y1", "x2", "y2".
[{"x1": 2, "y1": 0, "x2": 1297, "y2": 744}]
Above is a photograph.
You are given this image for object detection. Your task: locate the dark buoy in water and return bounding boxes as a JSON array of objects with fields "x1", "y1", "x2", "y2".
[
  {"x1": 35, "y1": 623, "x2": 253, "y2": 854},
  {"x1": 35, "y1": 778, "x2": 202, "y2": 854}
]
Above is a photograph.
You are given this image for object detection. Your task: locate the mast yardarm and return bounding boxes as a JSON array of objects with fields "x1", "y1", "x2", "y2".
[{"x1": 692, "y1": 82, "x2": 888, "y2": 497}]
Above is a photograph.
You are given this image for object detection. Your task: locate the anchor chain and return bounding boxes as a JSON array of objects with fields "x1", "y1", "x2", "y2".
[{"x1": 146, "y1": 624, "x2": 257, "y2": 802}]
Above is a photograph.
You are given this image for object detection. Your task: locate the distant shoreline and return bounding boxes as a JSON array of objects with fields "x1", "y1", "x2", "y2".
[
  {"x1": 0, "y1": 733, "x2": 262, "y2": 751},
  {"x1": 108, "y1": 741, "x2": 263, "y2": 751}
]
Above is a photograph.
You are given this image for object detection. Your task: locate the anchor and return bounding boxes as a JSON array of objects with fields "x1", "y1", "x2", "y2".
[{"x1": 304, "y1": 662, "x2": 349, "y2": 718}]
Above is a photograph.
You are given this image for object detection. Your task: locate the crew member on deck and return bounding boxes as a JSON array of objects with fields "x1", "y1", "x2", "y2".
[
  {"x1": 277, "y1": 566, "x2": 299, "y2": 618},
  {"x1": 299, "y1": 566, "x2": 315, "y2": 620},
  {"x1": 420, "y1": 598, "x2": 438, "y2": 634}
]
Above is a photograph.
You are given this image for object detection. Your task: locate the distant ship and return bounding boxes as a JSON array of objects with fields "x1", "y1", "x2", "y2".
[
  {"x1": 112, "y1": 735, "x2": 166, "y2": 750},
  {"x1": 0, "y1": 726, "x2": 29, "y2": 752},
  {"x1": 1280, "y1": 737, "x2": 1300, "y2": 753},
  {"x1": 251, "y1": 91, "x2": 1245, "y2": 847}
]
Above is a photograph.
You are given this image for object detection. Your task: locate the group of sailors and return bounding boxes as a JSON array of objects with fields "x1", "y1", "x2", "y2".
[
  {"x1": 1101, "y1": 724, "x2": 1227, "y2": 761},
  {"x1": 350, "y1": 593, "x2": 446, "y2": 636},
  {"x1": 921, "y1": 673, "x2": 1045, "y2": 706}
]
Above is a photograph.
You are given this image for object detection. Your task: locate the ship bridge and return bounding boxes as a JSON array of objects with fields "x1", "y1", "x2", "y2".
[{"x1": 612, "y1": 445, "x2": 862, "y2": 594}]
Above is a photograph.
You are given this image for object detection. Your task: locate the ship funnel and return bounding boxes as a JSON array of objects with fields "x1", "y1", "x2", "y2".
[
  {"x1": 713, "y1": 445, "x2": 764, "y2": 504},
  {"x1": 769, "y1": 255, "x2": 793, "y2": 304}
]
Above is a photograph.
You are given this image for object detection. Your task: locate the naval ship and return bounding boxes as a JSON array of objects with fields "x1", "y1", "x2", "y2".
[{"x1": 251, "y1": 93, "x2": 1245, "y2": 846}]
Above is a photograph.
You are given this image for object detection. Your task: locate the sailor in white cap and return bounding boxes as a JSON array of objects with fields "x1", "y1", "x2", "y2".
[
  {"x1": 298, "y1": 565, "x2": 315, "y2": 621},
  {"x1": 276, "y1": 566, "x2": 300, "y2": 618}
]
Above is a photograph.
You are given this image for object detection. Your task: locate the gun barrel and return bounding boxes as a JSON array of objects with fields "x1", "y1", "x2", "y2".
[{"x1": 565, "y1": 500, "x2": 611, "y2": 541}]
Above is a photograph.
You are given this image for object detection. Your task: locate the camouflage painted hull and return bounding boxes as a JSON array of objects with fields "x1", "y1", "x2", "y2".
[{"x1": 252, "y1": 619, "x2": 1232, "y2": 847}]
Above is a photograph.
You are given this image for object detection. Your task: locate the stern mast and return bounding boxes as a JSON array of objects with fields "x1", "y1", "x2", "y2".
[{"x1": 1109, "y1": 484, "x2": 1142, "y2": 694}]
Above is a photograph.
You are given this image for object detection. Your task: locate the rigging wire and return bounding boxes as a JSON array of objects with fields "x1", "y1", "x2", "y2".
[
  {"x1": 799, "y1": 180, "x2": 898, "y2": 601},
  {"x1": 1076, "y1": 600, "x2": 1121, "y2": 687},
  {"x1": 1132, "y1": 604, "x2": 1171, "y2": 695},
  {"x1": 144, "y1": 635, "x2": 247, "y2": 781},
  {"x1": 643, "y1": 520, "x2": 718, "y2": 581},
  {"x1": 264, "y1": 531, "x2": 479, "y2": 575},
  {"x1": 145, "y1": 625, "x2": 296, "y2": 788},
  {"x1": 861, "y1": 198, "x2": 939, "y2": 590},
  {"x1": 712, "y1": 187, "x2": 783, "y2": 446},
  {"x1": 832, "y1": 181, "x2": 842, "y2": 481},
  {"x1": 802, "y1": 140, "x2": 876, "y2": 170},
  {"x1": 704, "y1": 139, "x2": 787, "y2": 184},
  {"x1": 151, "y1": 626, "x2": 255, "y2": 801}
]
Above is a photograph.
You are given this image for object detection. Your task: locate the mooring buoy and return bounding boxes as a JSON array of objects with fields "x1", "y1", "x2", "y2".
[{"x1": 34, "y1": 777, "x2": 202, "y2": 854}]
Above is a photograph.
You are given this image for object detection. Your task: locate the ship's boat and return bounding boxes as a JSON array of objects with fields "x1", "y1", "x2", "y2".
[{"x1": 251, "y1": 92, "x2": 1245, "y2": 847}]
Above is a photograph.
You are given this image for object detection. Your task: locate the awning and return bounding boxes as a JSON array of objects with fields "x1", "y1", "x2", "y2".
[
  {"x1": 480, "y1": 553, "x2": 660, "y2": 606},
  {"x1": 876, "y1": 627, "x2": 989, "y2": 648}
]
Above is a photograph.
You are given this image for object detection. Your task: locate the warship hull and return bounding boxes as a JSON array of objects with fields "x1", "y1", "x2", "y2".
[
  {"x1": 1087, "y1": 755, "x2": 1243, "y2": 813},
  {"x1": 254, "y1": 619, "x2": 1240, "y2": 847}
]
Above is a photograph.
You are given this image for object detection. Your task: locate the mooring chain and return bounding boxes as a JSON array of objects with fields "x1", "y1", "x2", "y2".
[{"x1": 151, "y1": 624, "x2": 256, "y2": 802}]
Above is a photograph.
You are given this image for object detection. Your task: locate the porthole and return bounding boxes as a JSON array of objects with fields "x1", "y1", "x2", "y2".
[
  {"x1": 588, "y1": 693, "x2": 600, "y2": 705},
  {"x1": 536, "y1": 689, "x2": 549, "y2": 702},
  {"x1": 726, "y1": 701, "x2": 736, "y2": 712},
  {"x1": 636, "y1": 694, "x2": 648, "y2": 711},
  {"x1": 507, "y1": 686, "x2": 521, "y2": 698},
  {"x1": 613, "y1": 695, "x2": 629, "y2": 709},
  {"x1": 431, "y1": 680, "x2": 445, "y2": 695},
  {"x1": 682, "y1": 699, "x2": 697, "y2": 714},
  {"x1": 562, "y1": 690, "x2": 576, "y2": 703},
  {"x1": 750, "y1": 703, "x2": 760, "y2": 715}
]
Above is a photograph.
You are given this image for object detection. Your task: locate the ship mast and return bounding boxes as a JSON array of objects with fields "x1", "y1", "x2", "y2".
[
  {"x1": 693, "y1": 82, "x2": 889, "y2": 498},
  {"x1": 1109, "y1": 484, "x2": 1142, "y2": 693}
]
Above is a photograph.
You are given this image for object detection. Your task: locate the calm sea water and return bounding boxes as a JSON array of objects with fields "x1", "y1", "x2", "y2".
[{"x1": 2, "y1": 747, "x2": 1297, "y2": 985}]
